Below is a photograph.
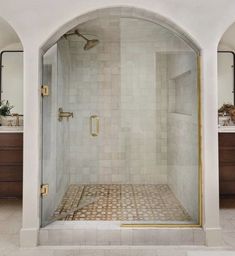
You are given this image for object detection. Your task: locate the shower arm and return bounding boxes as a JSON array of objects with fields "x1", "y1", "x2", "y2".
[
  {"x1": 63, "y1": 30, "x2": 89, "y2": 42},
  {"x1": 74, "y1": 30, "x2": 89, "y2": 42}
]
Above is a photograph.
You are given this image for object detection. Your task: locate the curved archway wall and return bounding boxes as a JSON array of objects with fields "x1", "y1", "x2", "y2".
[
  {"x1": 40, "y1": 6, "x2": 201, "y2": 227},
  {"x1": 27, "y1": 6, "x2": 212, "y2": 247},
  {"x1": 1, "y1": 0, "x2": 232, "y2": 248},
  {"x1": 0, "y1": 17, "x2": 23, "y2": 113}
]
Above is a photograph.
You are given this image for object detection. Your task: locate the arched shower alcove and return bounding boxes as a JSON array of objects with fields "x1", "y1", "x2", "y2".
[
  {"x1": 39, "y1": 6, "x2": 202, "y2": 245},
  {"x1": 0, "y1": 16, "x2": 24, "y2": 197},
  {"x1": 217, "y1": 22, "x2": 235, "y2": 208}
]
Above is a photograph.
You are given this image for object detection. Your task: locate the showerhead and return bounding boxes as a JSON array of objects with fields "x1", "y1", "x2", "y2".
[
  {"x1": 75, "y1": 30, "x2": 99, "y2": 50},
  {"x1": 84, "y1": 39, "x2": 99, "y2": 51}
]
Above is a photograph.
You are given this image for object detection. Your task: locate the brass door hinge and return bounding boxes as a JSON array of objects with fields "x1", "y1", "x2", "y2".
[
  {"x1": 41, "y1": 85, "x2": 49, "y2": 96},
  {"x1": 40, "y1": 184, "x2": 49, "y2": 197}
]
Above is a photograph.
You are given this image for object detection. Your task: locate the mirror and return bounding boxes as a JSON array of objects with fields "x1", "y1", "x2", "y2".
[
  {"x1": 0, "y1": 51, "x2": 23, "y2": 115},
  {"x1": 218, "y1": 51, "x2": 234, "y2": 108}
]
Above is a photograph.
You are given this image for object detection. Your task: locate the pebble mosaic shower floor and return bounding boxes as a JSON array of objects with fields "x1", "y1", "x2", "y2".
[{"x1": 53, "y1": 184, "x2": 192, "y2": 222}]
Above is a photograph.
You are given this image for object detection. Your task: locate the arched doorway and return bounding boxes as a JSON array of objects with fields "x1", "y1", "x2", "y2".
[
  {"x1": 0, "y1": 14, "x2": 24, "y2": 250},
  {"x1": 0, "y1": 16, "x2": 23, "y2": 198},
  {"x1": 40, "y1": 6, "x2": 202, "y2": 245},
  {"x1": 218, "y1": 23, "x2": 235, "y2": 206}
]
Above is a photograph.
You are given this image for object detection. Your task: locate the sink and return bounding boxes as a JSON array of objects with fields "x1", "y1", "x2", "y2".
[
  {"x1": 218, "y1": 125, "x2": 235, "y2": 133},
  {"x1": 0, "y1": 126, "x2": 23, "y2": 133}
]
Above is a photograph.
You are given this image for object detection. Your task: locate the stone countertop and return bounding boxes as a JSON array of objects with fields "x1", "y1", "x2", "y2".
[
  {"x1": 218, "y1": 126, "x2": 235, "y2": 133},
  {"x1": 0, "y1": 126, "x2": 23, "y2": 133}
]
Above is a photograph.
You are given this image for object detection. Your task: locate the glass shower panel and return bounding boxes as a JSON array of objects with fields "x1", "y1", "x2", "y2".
[
  {"x1": 41, "y1": 43, "x2": 70, "y2": 226},
  {"x1": 120, "y1": 18, "x2": 199, "y2": 224},
  {"x1": 41, "y1": 15, "x2": 200, "y2": 226},
  {"x1": 166, "y1": 52, "x2": 199, "y2": 224}
]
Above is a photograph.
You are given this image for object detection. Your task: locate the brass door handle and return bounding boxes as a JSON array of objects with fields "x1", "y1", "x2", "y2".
[
  {"x1": 90, "y1": 115, "x2": 99, "y2": 136},
  {"x1": 58, "y1": 107, "x2": 74, "y2": 121}
]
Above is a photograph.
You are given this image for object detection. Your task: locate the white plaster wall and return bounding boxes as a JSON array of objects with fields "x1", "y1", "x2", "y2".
[
  {"x1": 1, "y1": 51, "x2": 23, "y2": 114},
  {"x1": 0, "y1": 42, "x2": 23, "y2": 115},
  {"x1": 0, "y1": 17, "x2": 20, "y2": 50},
  {"x1": 0, "y1": 0, "x2": 232, "y2": 247},
  {"x1": 1, "y1": 42, "x2": 23, "y2": 51},
  {"x1": 217, "y1": 52, "x2": 234, "y2": 107}
]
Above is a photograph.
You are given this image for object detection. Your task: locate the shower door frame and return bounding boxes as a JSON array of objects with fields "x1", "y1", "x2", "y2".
[{"x1": 40, "y1": 24, "x2": 203, "y2": 229}]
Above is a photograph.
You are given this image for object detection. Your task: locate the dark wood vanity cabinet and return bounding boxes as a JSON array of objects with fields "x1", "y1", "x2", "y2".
[
  {"x1": 219, "y1": 133, "x2": 235, "y2": 195},
  {"x1": 0, "y1": 133, "x2": 23, "y2": 197}
]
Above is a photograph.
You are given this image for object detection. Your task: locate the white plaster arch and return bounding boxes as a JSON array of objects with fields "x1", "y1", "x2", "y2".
[
  {"x1": 217, "y1": 21, "x2": 235, "y2": 51},
  {"x1": 19, "y1": 2, "x2": 225, "y2": 247},
  {"x1": 0, "y1": 15, "x2": 23, "y2": 50},
  {"x1": 217, "y1": 18, "x2": 235, "y2": 50},
  {"x1": 36, "y1": 3, "x2": 206, "y2": 241},
  {"x1": 40, "y1": 6, "x2": 201, "y2": 54}
]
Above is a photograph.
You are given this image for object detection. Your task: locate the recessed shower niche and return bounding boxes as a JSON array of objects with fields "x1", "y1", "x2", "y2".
[{"x1": 41, "y1": 12, "x2": 201, "y2": 228}]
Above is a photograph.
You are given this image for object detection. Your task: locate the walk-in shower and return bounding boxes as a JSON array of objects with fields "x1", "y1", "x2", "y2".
[{"x1": 41, "y1": 12, "x2": 201, "y2": 227}]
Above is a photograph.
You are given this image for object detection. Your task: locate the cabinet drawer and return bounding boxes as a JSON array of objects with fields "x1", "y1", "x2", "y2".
[
  {"x1": 219, "y1": 133, "x2": 235, "y2": 147},
  {"x1": 0, "y1": 133, "x2": 23, "y2": 147},
  {"x1": 0, "y1": 181, "x2": 22, "y2": 197},
  {"x1": 0, "y1": 150, "x2": 23, "y2": 164},
  {"x1": 219, "y1": 149, "x2": 235, "y2": 163},
  {"x1": 0, "y1": 165, "x2": 22, "y2": 181}
]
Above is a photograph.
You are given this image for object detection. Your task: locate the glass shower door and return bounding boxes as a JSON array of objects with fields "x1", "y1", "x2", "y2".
[
  {"x1": 41, "y1": 40, "x2": 73, "y2": 227},
  {"x1": 41, "y1": 42, "x2": 71, "y2": 226},
  {"x1": 41, "y1": 44, "x2": 58, "y2": 226}
]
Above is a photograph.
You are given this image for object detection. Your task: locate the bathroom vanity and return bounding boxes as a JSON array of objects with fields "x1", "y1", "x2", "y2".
[
  {"x1": 219, "y1": 127, "x2": 235, "y2": 195},
  {"x1": 0, "y1": 127, "x2": 23, "y2": 198}
]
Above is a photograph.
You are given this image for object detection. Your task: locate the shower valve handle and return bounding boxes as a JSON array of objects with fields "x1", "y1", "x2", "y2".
[{"x1": 58, "y1": 108, "x2": 74, "y2": 121}]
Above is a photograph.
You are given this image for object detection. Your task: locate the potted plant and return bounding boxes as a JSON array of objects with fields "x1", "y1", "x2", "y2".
[{"x1": 0, "y1": 100, "x2": 14, "y2": 126}]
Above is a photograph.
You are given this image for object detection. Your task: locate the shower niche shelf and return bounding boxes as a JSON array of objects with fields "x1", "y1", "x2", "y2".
[{"x1": 168, "y1": 70, "x2": 193, "y2": 116}]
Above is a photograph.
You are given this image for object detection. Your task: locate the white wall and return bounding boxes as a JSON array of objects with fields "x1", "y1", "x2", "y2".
[
  {"x1": 217, "y1": 52, "x2": 234, "y2": 108},
  {"x1": 0, "y1": 17, "x2": 20, "y2": 50},
  {"x1": 1, "y1": 0, "x2": 234, "y2": 247},
  {"x1": 0, "y1": 38, "x2": 23, "y2": 116},
  {"x1": 1, "y1": 51, "x2": 23, "y2": 114}
]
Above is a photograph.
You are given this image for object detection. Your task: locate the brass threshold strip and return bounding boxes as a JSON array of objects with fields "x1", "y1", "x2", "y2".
[{"x1": 120, "y1": 224, "x2": 201, "y2": 228}]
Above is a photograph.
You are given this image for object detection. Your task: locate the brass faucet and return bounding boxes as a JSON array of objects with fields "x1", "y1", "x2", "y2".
[
  {"x1": 58, "y1": 108, "x2": 74, "y2": 121},
  {"x1": 12, "y1": 113, "x2": 20, "y2": 126}
]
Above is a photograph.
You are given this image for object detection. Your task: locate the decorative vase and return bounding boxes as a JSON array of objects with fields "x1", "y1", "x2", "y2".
[{"x1": 0, "y1": 115, "x2": 14, "y2": 126}]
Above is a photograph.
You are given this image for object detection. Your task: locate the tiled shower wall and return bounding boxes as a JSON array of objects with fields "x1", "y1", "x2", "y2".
[
  {"x1": 67, "y1": 17, "x2": 124, "y2": 183},
  {"x1": 166, "y1": 52, "x2": 198, "y2": 222},
  {"x1": 56, "y1": 16, "x2": 194, "y2": 185}
]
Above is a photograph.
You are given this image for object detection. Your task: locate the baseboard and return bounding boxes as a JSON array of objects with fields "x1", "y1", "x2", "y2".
[
  {"x1": 20, "y1": 228, "x2": 39, "y2": 247},
  {"x1": 204, "y1": 227, "x2": 222, "y2": 247}
]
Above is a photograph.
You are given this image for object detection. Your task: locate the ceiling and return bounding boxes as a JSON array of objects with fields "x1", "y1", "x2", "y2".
[{"x1": 0, "y1": 17, "x2": 21, "y2": 50}]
